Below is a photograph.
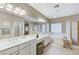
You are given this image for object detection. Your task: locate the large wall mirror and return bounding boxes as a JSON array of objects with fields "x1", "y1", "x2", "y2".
[
  {"x1": 2, "y1": 28, "x2": 11, "y2": 35},
  {"x1": 0, "y1": 21, "x2": 11, "y2": 36},
  {"x1": 13, "y1": 21, "x2": 24, "y2": 37},
  {"x1": 0, "y1": 28, "x2": 11, "y2": 35}
]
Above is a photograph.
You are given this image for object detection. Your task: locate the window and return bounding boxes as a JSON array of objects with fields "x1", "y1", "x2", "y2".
[
  {"x1": 35, "y1": 25, "x2": 40, "y2": 32},
  {"x1": 31, "y1": 25, "x2": 41, "y2": 33},
  {"x1": 46, "y1": 23, "x2": 49, "y2": 33},
  {"x1": 42, "y1": 24, "x2": 46, "y2": 33},
  {"x1": 51, "y1": 23, "x2": 62, "y2": 33}
]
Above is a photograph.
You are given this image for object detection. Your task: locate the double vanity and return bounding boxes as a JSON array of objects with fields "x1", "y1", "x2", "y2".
[{"x1": 0, "y1": 34, "x2": 52, "y2": 55}]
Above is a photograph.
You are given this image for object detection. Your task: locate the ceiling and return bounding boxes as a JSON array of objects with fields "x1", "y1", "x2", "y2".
[{"x1": 28, "y1": 3, "x2": 79, "y2": 19}]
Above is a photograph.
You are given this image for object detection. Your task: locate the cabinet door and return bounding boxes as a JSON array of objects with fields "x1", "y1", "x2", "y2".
[
  {"x1": 29, "y1": 44, "x2": 36, "y2": 55},
  {"x1": 19, "y1": 48, "x2": 26, "y2": 55},
  {"x1": 19, "y1": 47, "x2": 29, "y2": 55},
  {"x1": 26, "y1": 47, "x2": 29, "y2": 55},
  {"x1": 30, "y1": 49, "x2": 36, "y2": 55},
  {"x1": 0, "y1": 46, "x2": 17, "y2": 55},
  {"x1": 10, "y1": 52, "x2": 18, "y2": 55},
  {"x1": 18, "y1": 42, "x2": 29, "y2": 50}
]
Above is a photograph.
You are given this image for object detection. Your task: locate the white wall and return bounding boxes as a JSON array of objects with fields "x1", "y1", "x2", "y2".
[
  {"x1": 66, "y1": 21, "x2": 71, "y2": 40},
  {"x1": 72, "y1": 21, "x2": 78, "y2": 45}
]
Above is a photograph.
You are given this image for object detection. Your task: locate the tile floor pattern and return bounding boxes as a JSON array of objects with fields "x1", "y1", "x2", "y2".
[{"x1": 43, "y1": 42, "x2": 79, "y2": 55}]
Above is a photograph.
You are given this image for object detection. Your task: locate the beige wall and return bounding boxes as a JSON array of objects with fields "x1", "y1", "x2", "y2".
[{"x1": 50, "y1": 14, "x2": 79, "y2": 33}]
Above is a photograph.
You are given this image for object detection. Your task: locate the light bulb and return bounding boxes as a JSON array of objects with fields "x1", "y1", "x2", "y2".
[
  {"x1": 6, "y1": 4, "x2": 13, "y2": 9},
  {"x1": 19, "y1": 10, "x2": 26, "y2": 15},
  {"x1": 13, "y1": 7, "x2": 21, "y2": 14}
]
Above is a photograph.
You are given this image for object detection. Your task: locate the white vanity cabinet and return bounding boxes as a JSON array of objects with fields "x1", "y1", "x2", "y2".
[
  {"x1": 0, "y1": 39, "x2": 37, "y2": 55},
  {"x1": 0, "y1": 46, "x2": 17, "y2": 55},
  {"x1": 18, "y1": 47, "x2": 29, "y2": 55},
  {"x1": 0, "y1": 34, "x2": 50, "y2": 55},
  {"x1": 18, "y1": 39, "x2": 37, "y2": 55},
  {"x1": 10, "y1": 52, "x2": 18, "y2": 55},
  {"x1": 29, "y1": 39, "x2": 36, "y2": 55},
  {"x1": 18, "y1": 42, "x2": 29, "y2": 55}
]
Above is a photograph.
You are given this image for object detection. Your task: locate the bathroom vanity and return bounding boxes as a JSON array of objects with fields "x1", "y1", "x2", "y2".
[{"x1": 0, "y1": 34, "x2": 52, "y2": 55}]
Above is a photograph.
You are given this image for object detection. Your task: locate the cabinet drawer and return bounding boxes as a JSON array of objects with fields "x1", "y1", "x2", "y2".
[
  {"x1": 29, "y1": 39, "x2": 36, "y2": 45},
  {"x1": 10, "y1": 52, "x2": 18, "y2": 55},
  {"x1": 0, "y1": 46, "x2": 17, "y2": 55},
  {"x1": 30, "y1": 49, "x2": 36, "y2": 55},
  {"x1": 19, "y1": 42, "x2": 29, "y2": 50},
  {"x1": 30, "y1": 44, "x2": 36, "y2": 49},
  {"x1": 19, "y1": 47, "x2": 29, "y2": 55},
  {"x1": 30, "y1": 47, "x2": 36, "y2": 52},
  {"x1": 19, "y1": 48, "x2": 26, "y2": 55},
  {"x1": 30, "y1": 45, "x2": 36, "y2": 53},
  {"x1": 26, "y1": 47, "x2": 29, "y2": 55}
]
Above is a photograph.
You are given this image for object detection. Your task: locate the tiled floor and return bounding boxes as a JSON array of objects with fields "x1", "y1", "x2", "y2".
[{"x1": 43, "y1": 42, "x2": 79, "y2": 55}]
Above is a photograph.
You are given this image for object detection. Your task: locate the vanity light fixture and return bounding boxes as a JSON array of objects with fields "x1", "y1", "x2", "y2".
[
  {"x1": 5, "y1": 4, "x2": 13, "y2": 11},
  {"x1": 0, "y1": 3, "x2": 26, "y2": 16},
  {"x1": 54, "y1": 4, "x2": 60, "y2": 13},
  {"x1": 13, "y1": 7, "x2": 21, "y2": 14},
  {"x1": 19, "y1": 9, "x2": 26, "y2": 15},
  {"x1": 0, "y1": 3, "x2": 5, "y2": 9}
]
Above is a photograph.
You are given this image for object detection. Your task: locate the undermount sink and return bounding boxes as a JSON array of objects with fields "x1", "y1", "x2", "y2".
[{"x1": 0, "y1": 41, "x2": 10, "y2": 48}]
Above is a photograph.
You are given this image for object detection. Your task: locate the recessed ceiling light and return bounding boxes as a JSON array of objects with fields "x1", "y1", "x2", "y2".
[{"x1": 54, "y1": 4, "x2": 59, "y2": 8}]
